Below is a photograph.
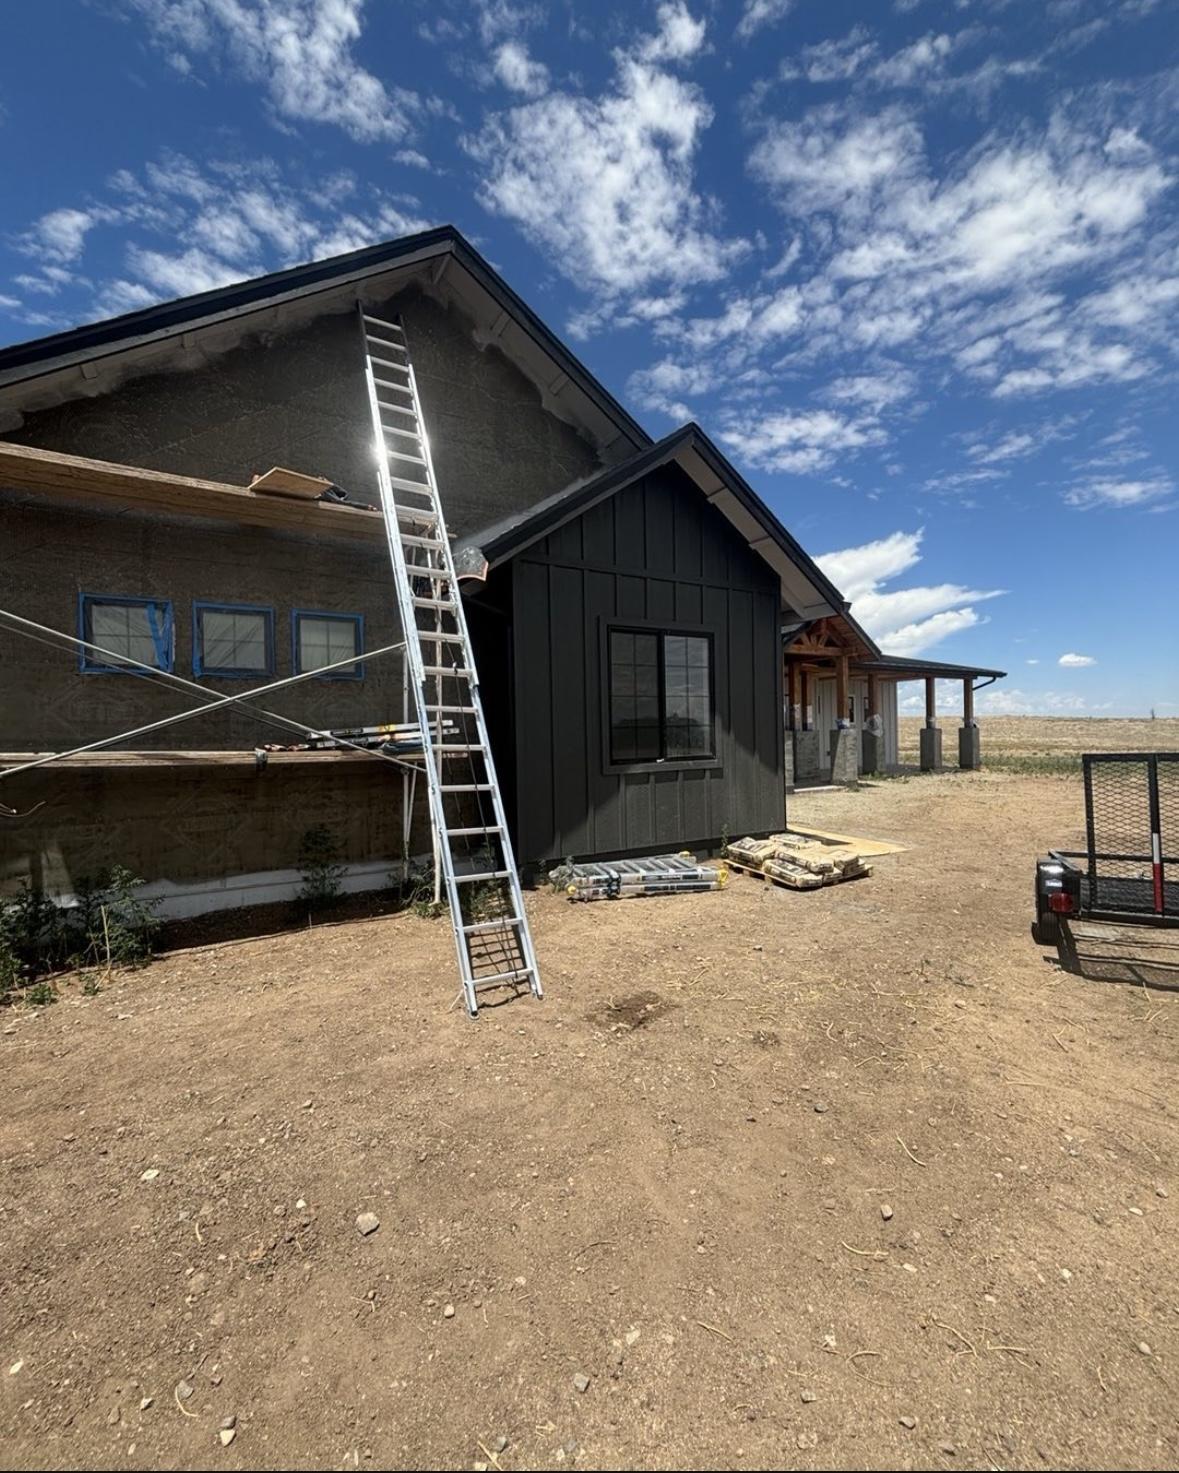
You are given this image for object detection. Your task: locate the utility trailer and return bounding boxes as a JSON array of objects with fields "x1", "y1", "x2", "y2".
[{"x1": 1034, "y1": 752, "x2": 1179, "y2": 945}]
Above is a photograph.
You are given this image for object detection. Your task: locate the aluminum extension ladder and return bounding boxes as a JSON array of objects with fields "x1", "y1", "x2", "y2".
[{"x1": 358, "y1": 307, "x2": 543, "y2": 1016}]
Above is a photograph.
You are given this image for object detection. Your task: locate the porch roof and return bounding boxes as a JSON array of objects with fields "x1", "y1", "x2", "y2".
[{"x1": 854, "y1": 653, "x2": 1008, "y2": 682}]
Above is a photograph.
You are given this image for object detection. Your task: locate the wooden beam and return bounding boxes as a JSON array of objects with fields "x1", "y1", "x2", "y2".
[
  {"x1": 835, "y1": 653, "x2": 849, "y2": 725},
  {"x1": 925, "y1": 675, "x2": 937, "y2": 725},
  {"x1": 963, "y1": 677, "x2": 974, "y2": 725},
  {"x1": 0, "y1": 440, "x2": 386, "y2": 543},
  {"x1": 786, "y1": 659, "x2": 799, "y2": 730},
  {"x1": 799, "y1": 668, "x2": 810, "y2": 730},
  {"x1": 867, "y1": 670, "x2": 881, "y2": 719}
]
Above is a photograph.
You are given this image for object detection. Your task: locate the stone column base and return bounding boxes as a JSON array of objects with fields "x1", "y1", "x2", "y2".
[
  {"x1": 958, "y1": 723, "x2": 981, "y2": 771},
  {"x1": 861, "y1": 728, "x2": 883, "y2": 776},
  {"x1": 793, "y1": 729, "x2": 821, "y2": 782},
  {"x1": 920, "y1": 725, "x2": 943, "y2": 772},
  {"x1": 829, "y1": 726, "x2": 860, "y2": 786}
]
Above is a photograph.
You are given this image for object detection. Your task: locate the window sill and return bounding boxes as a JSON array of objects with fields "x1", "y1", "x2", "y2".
[{"x1": 603, "y1": 756, "x2": 723, "y2": 777}]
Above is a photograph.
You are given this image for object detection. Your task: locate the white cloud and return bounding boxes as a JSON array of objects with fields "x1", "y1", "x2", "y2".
[
  {"x1": 1058, "y1": 652, "x2": 1096, "y2": 667},
  {"x1": 470, "y1": 43, "x2": 745, "y2": 309},
  {"x1": 736, "y1": 0, "x2": 793, "y2": 42},
  {"x1": 719, "y1": 406, "x2": 886, "y2": 475},
  {"x1": 869, "y1": 31, "x2": 955, "y2": 87},
  {"x1": 1064, "y1": 473, "x2": 1174, "y2": 509},
  {"x1": 639, "y1": 2, "x2": 707, "y2": 63},
  {"x1": 20, "y1": 207, "x2": 112, "y2": 264},
  {"x1": 492, "y1": 40, "x2": 549, "y2": 96},
  {"x1": 128, "y1": 0, "x2": 418, "y2": 144},
  {"x1": 781, "y1": 29, "x2": 876, "y2": 83},
  {"x1": 1026, "y1": 658, "x2": 1040, "y2": 665},
  {"x1": 824, "y1": 368, "x2": 916, "y2": 412},
  {"x1": 15, "y1": 153, "x2": 433, "y2": 320},
  {"x1": 816, "y1": 528, "x2": 1004, "y2": 657}
]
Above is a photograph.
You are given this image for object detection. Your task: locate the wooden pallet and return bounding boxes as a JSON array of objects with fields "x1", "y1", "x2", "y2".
[{"x1": 725, "y1": 855, "x2": 872, "y2": 891}]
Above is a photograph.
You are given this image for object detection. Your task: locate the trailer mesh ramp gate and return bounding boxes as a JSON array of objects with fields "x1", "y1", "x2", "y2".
[
  {"x1": 360, "y1": 309, "x2": 542, "y2": 1016},
  {"x1": 1083, "y1": 753, "x2": 1179, "y2": 919}
]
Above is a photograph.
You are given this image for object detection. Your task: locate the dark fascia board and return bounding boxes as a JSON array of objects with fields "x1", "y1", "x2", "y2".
[
  {"x1": 859, "y1": 654, "x2": 1007, "y2": 680},
  {"x1": 454, "y1": 422, "x2": 870, "y2": 635},
  {"x1": 0, "y1": 225, "x2": 652, "y2": 453}
]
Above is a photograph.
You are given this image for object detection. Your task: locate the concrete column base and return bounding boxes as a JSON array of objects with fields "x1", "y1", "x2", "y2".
[
  {"x1": 861, "y1": 728, "x2": 883, "y2": 776},
  {"x1": 784, "y1": 731, "x2": 796, "y2": 789},
  {"x1": 958, "y1": 723, "x2": 981, "y2": 771},
  {"x1": 920, "y1": 725, "x2": 943, "y2": 772},
  {"x1": 793, "y1": 729, "x2": 821, "y2": 782},
  {"x1": 829, "y1": 726, "x2": 860, "y2": 786}
]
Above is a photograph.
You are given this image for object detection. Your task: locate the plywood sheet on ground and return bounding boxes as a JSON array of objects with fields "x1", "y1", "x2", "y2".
[{"x1": 786, "y1": 823, "x2": 907, "y2": 856}]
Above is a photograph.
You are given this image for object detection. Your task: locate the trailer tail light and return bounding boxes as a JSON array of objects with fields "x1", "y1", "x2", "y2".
[{"x1": 1048, "y1": 892, "x2": 1075, "y2": 915}]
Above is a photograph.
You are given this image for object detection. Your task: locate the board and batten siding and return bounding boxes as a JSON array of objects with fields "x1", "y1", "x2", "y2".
[{"x1": 510, "y1": 463, "x2": 784, "y2": 867}]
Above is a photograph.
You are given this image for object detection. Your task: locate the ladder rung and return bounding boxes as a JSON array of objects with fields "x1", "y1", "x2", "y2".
[
  {"x1": 423, "y1": 665, "x2": 471, "y2": 677},
  {"x1": 383, "y1": 424, "x2": 421, "y2": 441},
  {"x1": 416, "y1": 631, "x2": 465, "y2": 643},
  {"x1": 449, "y1": 826, "x2": 502, "y2": 837},
  {"x1": 454, "y1": 870, "x2": 511, "y2": 883},
  {"x1": 435, "y1": 743, "x2": 485, "y2": 752},
  {"x1": 400, "y1": 534, "x2": 446, "y2": 549},
  {"x1": 441, "y1": 783, "x2": 491, "y2": 791},
  {"x1": 386, "y1": 448, "x2": 428, "y2": 466},
  {"x1": 394, "y1": 507, "x2": 439, "y2": 526},
  {"x1": 363, "y1": 314, "x2": 404, "y2": 336},
  {"x1": 375, "y1": 375, "x2": 412, "y2": 395},
  {"x1": 380, "y1": 403, "x2": 417, "y2": 420},
  {"x1": 463, "y1": 916, "x2": 521, "y2": 934},
  {"x1": 472, "y1": 968, "x2": 535, "y2": 990},
  {"x1": 372, "y1": 356, "x2": 410, "y2": 376},
  {"x1": 367, "y1": 334, "x2": 407, "y2": 354},
  {"x1": 412, "y1": 596, "x2": 456, "y2": 609},
  {"x1": 389, "y1": 474, "x2": 434, "y2": 495},
  {"x1": 424, "y1": 703, "x2": 476, "y2": 713}
]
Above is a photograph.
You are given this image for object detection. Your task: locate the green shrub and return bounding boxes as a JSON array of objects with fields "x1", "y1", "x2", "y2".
[{"x1": 298, "y1": 825, "x2": 347, "y2": 911}]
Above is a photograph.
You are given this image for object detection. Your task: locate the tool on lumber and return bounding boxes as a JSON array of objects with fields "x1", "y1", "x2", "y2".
[{"x1": 359, "y1": 308, "x2": 542, "y2": 1017}]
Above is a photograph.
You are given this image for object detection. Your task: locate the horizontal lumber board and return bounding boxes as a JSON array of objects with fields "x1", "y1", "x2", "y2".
[
  {"x1": 0, "y1": 441, "x2": 386, "y2": 543},
  {"x1": 0, "y1": 748, "x2": 423, "y2": 770}
]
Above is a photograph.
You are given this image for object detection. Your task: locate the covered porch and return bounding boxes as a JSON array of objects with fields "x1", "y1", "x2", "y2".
[{"x1": 783, "y1": 617, "x2": 1006, "y2": 787}]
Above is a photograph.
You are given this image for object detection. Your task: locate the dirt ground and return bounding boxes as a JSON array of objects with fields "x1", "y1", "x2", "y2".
[
  {"x1": 897, "y1": 715, "x2": 1179, "y2": 771},
  {"x1": 2, "y1": 770, "x2": 1176, "y2": 1471}
]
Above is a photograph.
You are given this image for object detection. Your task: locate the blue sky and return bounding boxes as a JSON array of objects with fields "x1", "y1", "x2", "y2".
[{"x1": 2, "y1": 0, "x2": 1177, "y2": 716}]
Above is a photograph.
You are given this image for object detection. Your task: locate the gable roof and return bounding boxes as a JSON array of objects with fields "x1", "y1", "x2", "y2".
[
  {"x1": 0, "y1": 225, "x2": 649, "y2": 459},
  {"x1": 453, "y1": 423, "x2": 875, "y2": 634}
]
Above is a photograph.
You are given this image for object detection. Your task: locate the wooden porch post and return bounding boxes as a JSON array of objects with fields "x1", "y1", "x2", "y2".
[
  {"x1": 867, "y1": 671, "x2": 880, "y2": 723},
  {"x1": 962, "y1": 677, "x2": 974, "y2": 726},
  {"x1": 787, "y1": 660, "x2": 799, "y2": 731},
  {"x1": 925, "y1": 675, "x2": 937, "y2": 728},
  {"x1": 799, "y1": 668, "x2": 810, "y2": 731},
  {"x1": 959, "y1": 676, "x2": 980, "y2": 770},
  {"x1": 835, "y1": 654, "x2": 850, "y2": 728}
]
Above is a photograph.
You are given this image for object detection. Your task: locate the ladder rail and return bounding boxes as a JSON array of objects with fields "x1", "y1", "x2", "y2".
[{"x1": 358, "y1": 305, "x2": 542, "y2": 1015}]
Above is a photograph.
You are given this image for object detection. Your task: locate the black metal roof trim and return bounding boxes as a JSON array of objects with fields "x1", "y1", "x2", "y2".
[
  {"x1": 0, "y1": 225, "x2": 651, "y2": 453},
  {"x1": 453, "y1": 422, "x2": 868, "y2": 637},
  {"x1": 859, "y1": 654, "x2": 1008, "y2": 679}
]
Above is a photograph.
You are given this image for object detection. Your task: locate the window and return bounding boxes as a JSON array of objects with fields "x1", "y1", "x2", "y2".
[
  {"x1": 79, "y1": 594, "x2": 173, "y2": 674},
  {"x1": 194, "y1": 602, "x2": 274, "y2": 679},
  {"x1": 608, "y1": 627, "x2": 713, "y2": 764},
  {"x1": 293, "y1": 610, "x2": 364, "y2": 679}
]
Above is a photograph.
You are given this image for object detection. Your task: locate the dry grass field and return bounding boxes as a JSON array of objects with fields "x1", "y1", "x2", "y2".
[
  {"x1": 2, "y1": 767, "x2": 1177, "y2": 1471},
  {"x1": 898, "y1": 715, "x2": 1179, "y2": 775}
]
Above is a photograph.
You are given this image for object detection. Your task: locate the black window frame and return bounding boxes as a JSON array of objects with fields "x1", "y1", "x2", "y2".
[{"x1": 606, "y1": 623, "x2": 716, "y2": 768}]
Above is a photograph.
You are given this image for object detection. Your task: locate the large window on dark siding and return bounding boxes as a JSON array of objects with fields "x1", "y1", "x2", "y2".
[{"x1": 608, "y1": 628, "x2": 714, "y2": 764}]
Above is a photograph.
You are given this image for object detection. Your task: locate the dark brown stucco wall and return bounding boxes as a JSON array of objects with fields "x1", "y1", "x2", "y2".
[{"x1": 3, "y1": 285, "x2": 604, "y2": 536}]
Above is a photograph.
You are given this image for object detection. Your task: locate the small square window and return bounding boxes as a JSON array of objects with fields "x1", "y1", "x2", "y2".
[
  {"x1": 293, "y1": 610, "x2": 364, "y2": 679},
  {"x1": 80, "y1": 594, "x2": 173, "y2": 674},
  {"x1": 194, "y1": 603, "x2": 274, "y2": 679}
]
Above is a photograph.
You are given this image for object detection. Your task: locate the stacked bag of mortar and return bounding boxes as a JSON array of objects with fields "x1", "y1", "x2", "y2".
[{"x1": 726, "y1": 832, "x2": 872, "y2": 889}]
